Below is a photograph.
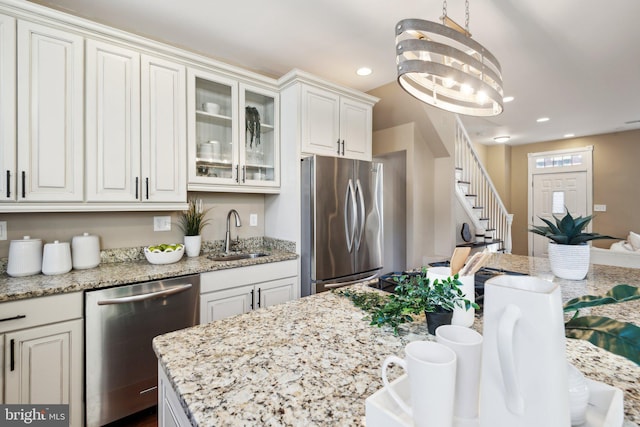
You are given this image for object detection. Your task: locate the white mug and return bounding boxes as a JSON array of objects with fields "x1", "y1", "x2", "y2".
[
  {"x1": 382, "y1": 341, "x2": 457, "y2": 427},
  {"x1": 427, "y1": 266, "x2": 475, "y2": 327},
  {"x1": 436, "y1": 324, "x2": 483, "y2": 419}
]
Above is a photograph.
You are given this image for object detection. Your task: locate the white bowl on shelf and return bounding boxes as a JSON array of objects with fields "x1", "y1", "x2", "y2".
[{"x1": 144, "y1": 245, "x2": 184, "y2": 265}]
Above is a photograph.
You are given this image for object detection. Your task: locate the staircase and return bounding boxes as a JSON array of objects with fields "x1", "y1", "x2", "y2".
[{"x1": 454, "y1": 116, "x2": 513, "y2": 254}]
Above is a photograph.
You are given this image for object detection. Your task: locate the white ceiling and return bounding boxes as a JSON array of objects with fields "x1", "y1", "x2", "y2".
[{"x1": 29, "y1": 0, "x2": 640, "y2": 145}]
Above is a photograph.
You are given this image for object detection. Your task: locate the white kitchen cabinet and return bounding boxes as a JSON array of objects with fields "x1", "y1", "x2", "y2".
[
  {"x1": 301, "y1": 83, "x2": 373, "y2": 161},
  {"x1": 199, "y1": 260, "x2": 298, "y2": 324},
  {"x1": 141, "y1": 54, "x2": 187, "y2": 203},
  {"x1": 16, "y1": 20, "x2": 84, "y2": 202},
  {"x1": 0, "y1": 292, "x2": 83, "y2": 427},
  {"x1": 85, "y1": 39, "x2": 141, "y2": 202},
  {"x1": 187, "y1": 67, "x2": 280, "y2": 193},
  {"x1": 0, "y1": 13, "x2": 15, "y2": 202},
  {"x1": 158, "y1": 365, "x2": 191, "y2": 427}
]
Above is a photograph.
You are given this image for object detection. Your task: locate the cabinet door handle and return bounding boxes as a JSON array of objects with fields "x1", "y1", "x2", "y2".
[
  {"x1": 10, "y1": 339, "x2": 15, "y2": 371},
  {"x1": 145, "y1": 178, "x2": 149, "y2": 200},
  {"x1": 341, "y1": 140, "x2": 345, "y2": 156},
  {"x1": 336, "y1": 139, "x2": 341, "y2": 155},
  {"x1": 21, "y1": 171, "x2": 25, "y2": 198},
  {"x1": 135, "y1": 177, "x2": 139, "y2": 199},
  {"x1": 5, "y1": 170, "x2": 10, "y2": 198},
  {"x1": 0, "y1": 314, "x2": 26, "y2": 323},
  {"x1": 250, "y1": 289, "x2": 255, "y2": 310},
  {"x1": 242, "y1": 166, "x2": 246, "y2": 183},
  {"x1": 257, "y1": 288, "x2": 261, "y2": 308},
  {"x1": 235, "y1": 165, "x2": 239, "y2": 183}
]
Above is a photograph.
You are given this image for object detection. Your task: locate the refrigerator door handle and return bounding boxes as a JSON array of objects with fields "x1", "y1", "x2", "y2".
[
  {"x1": 344, "y1": 179, "x2": 357, "y2": 252},
  {"x1": 354, "y1": 179, "x2": 365, "y2": 250}
]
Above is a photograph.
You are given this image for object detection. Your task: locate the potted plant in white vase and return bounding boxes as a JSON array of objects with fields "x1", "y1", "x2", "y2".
[
  {"x1": 178, "y1": 199, "x2": 211, "y2": 257},
  {"x1": 529, "y1": 210, "x2": 617, "y2": 280}
]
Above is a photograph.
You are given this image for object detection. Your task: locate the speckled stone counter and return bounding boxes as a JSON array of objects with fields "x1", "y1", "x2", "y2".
[
  {"x1": 0, "y1": 239, "x2": 297, "y2": 302},
  {"x1": 153, "y1": 253, "x2": 639, "y2": 427}
]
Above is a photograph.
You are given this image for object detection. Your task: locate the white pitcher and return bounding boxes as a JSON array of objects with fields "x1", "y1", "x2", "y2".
[{"x1": 479, "y1": 275, "x2": 570, "y2": 427}]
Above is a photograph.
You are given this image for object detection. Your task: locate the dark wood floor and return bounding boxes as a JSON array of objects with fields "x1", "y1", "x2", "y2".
[{"x1": 104, "y1": 406, "x2": 157, "y2": 427}]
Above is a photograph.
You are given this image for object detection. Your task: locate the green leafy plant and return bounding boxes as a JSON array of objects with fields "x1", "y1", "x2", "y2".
[
  {"x1": 178, "y1": 199, "x2": 211, "y2": 236},
  {"x1": 245, "y1": 106, "x2": 261, "y2": 148},
  {"x1": 337, "y1": 268, "x2": 478, "y2": 335},
  {"x1": 563, "y1": 284, "x2": 640, "y2": 365},
  {"x1": 529, "y1": 210, "x2": 617, "y2": 245}
]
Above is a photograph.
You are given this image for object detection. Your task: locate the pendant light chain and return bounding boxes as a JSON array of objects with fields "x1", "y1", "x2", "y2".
[
  {"x1": 442, "y1": 0, "x2": 448, "y2": 21},
  {"x1": 465, "y1": 0, "x2": 470, "y2": 33}
]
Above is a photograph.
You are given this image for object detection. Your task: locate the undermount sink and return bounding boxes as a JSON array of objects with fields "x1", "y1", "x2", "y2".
[{"x1": 208, "y1": 252, "x2": 269, "y2": 262}]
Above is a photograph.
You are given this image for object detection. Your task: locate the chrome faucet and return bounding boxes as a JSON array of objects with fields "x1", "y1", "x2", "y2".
[{"x1": 225, "y1": 209, "x2": 242, "y2": 253}]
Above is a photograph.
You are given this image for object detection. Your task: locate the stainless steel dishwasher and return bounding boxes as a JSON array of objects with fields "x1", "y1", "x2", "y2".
[{"x1": 84, "y1": 274, "x2": 200, "y2": 426}]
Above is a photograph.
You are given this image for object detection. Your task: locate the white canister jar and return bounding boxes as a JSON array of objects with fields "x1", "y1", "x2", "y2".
[
  {"x1": 42, "y1": 240, "x2": 72, "y2": 275},
  {"x1": 7, "y1": 236, "x2": 43, "y2": 277},
  {"x1": 72, "y1": 232, "x2": 101, "y2": 270}
]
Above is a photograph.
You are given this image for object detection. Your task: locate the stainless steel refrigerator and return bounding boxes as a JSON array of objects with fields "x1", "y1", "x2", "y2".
[{"x1": 301, "y1": 155, "x2": 383, "y2": 296}]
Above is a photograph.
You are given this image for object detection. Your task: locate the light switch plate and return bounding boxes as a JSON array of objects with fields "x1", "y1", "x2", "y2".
[
  {"x1": 249, "y1": 214, "x2": 258, "y2": 227},
  {"x1": 0, "y1": 221, "x2": 6, "y2": 240},
  {"x1": 154, "y1": 216, "x2": 172, "y2": 231},
  {"x1": 594, "y1": 204, "x2": 607, "y2": 212}
]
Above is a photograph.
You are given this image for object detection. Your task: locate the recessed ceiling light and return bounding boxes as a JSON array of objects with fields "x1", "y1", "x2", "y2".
[
  {"x1": 503, "y1": 96, "x2": 514, "y2": 103},
  {"x1": 537, "y1": 117, "x2": 550, "y2": 123},
  {"x1": 564, "y1": 133, "x2": 575, "y2": 138},
  {"x1": 356, "y1": 67, "x2": 372, "y2": 76},
  {"x1": 493, "y1": 136, "x2": 510, "y2": 143}
]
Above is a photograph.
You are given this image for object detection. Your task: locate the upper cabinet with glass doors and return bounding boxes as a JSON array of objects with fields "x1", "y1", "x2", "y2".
[{"x1": 187, "y1": 68, "x2": 279, "y2": 193}]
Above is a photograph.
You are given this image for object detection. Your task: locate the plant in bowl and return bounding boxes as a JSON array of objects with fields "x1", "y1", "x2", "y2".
[
  {"x1": 563, "y1": 284, "x2": 640, "y2": 365},
  {"x1": 529, "y1": 210, "x2": 617, "y2": 280},
  {"x1": 178, "y1": 199, "x2": 211, "y2": 257}
]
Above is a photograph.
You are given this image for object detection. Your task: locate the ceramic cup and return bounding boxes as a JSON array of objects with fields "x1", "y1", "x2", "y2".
[
  {"x1": 427, "y1": 266, "x2": 475, "y2": 327},
  {"x1": 381, "y1": 341, "x2": 457, "y2": 427},
  {"x1": 203, "y1": 102, "x2": 220, "y2": 115},
  {"x1": 436, "y1": 324, "x2": 483, "y2": 419}
]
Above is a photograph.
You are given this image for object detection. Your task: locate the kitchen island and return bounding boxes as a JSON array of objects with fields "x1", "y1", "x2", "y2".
[{"x1": 153, "y1": 254, "x2": 640, "y2": 426}]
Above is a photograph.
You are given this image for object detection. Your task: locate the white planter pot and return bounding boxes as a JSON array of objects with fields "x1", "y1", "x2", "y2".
[
  {"x1": 548, "y1": 242, "x2": 590, "y2": 280},
  {"x1": 183, "y1": 235, "x2": 202, "y2": 257}
]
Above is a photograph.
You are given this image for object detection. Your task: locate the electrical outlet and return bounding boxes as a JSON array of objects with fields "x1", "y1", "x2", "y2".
[
  {"x1": 0, "y1": 221, "x2": 6, "y2": 240},
  {"x1": 154, "y1": 216, "x2": 172, "y2": 231},
  {"x1": 249, "y1": 214, "x2": 258, "y2": 227},
  {"x1": 594, "y1": 204, "x2": 607, "y2": 212}
]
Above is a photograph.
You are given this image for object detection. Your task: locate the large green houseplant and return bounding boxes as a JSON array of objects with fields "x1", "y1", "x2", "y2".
[
  {"x1": 563, "y1": 284, "x2": 640, "y2": 365},
  {"x1": 529, "y1": 210, "x2": 617, "y2": 279}
]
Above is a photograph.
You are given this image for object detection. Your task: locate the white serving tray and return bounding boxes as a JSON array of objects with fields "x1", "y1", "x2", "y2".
[{"x1": 365, "y1": 374, "x2": 624, "y2": 427}]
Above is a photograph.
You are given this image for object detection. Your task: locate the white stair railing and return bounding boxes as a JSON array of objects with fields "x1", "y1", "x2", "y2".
[{"x1": 454, "y1": 116, "x2": 513, "y2": 253}]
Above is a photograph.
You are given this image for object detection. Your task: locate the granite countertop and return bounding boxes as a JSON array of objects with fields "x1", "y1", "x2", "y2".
[
  {"x1": 0, "y1": 246, "x2": 298, "y2": 303},
  {"x1": 153, "y1": 253, "x2": 640, "y2": 427}
]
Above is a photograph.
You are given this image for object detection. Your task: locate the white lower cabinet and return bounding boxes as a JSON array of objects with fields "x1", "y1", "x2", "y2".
[
  {"x1": 0, "y1": 293, "x2": 83, "y2": 427},
  {"x1": 200, "y1": 260, "x2": 298, "y2": 324},
  {"x1": 158, "y1": 365, "x2": 191, "y2": 427}
]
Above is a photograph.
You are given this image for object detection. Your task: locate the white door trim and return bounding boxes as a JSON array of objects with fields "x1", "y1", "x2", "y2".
[{"x1": 527, "y1": 146, "x2": 593, "y2": 256}]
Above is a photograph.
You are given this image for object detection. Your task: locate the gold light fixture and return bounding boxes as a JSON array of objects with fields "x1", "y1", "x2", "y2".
[{"x1": 395, "y1": 0, "x2": 503, "y2": 116}]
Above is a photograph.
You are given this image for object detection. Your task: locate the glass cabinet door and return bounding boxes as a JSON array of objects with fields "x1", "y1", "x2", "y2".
[
  {"x1": 187, "y1": 69, "x2": 238, "y2": 185},
  {"x1": 240, "y1": 84, "x2": 279, "y2": 187}
]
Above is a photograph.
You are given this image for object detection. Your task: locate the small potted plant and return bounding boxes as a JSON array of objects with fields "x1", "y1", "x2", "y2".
[
  {"x1": 393, "y1": 270, "x2": 478, "y2": 334},
  {"x1": 178, "y1": 199, "x2": 211, "y2": 257},
  {"x1": 529, "y1": 210, "x2": 617, "y2": 280}
]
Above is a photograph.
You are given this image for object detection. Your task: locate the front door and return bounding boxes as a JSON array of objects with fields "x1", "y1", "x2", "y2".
[
  {"x1": 531, "y1": 171, "x2": 588, "y2": 256},
  {"x1": 528, "y1": 146, "x2": 593, "y2": 257}
]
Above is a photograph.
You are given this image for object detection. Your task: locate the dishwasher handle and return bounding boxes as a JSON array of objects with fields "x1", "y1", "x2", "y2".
[{"x1": 96, "y1": 284, "x2": 193, "y2": 305}]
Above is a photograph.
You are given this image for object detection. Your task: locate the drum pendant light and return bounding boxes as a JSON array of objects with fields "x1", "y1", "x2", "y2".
[{"x1": 395, "y1": 0, "x2": 503, "y2": 116}]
